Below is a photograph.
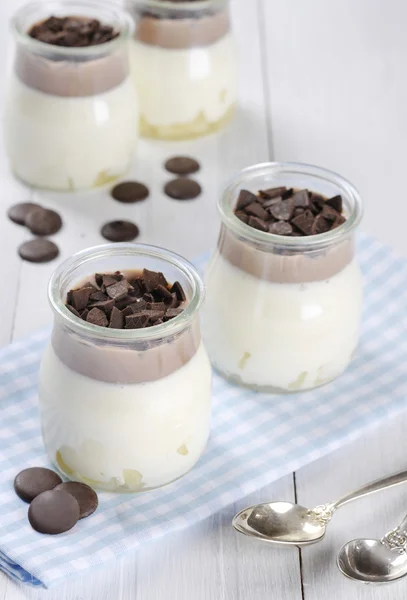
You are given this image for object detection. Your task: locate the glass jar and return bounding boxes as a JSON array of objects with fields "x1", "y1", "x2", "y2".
[
  {"x1": 38, "y1": 243, "x2": 212, "y2": 492},
  {"x1": 202, "y1": 162, "x2": 364, "y2": 393},
  {"x1": 4, "y1": 1, "x2": 138, "y2": 191},
  {"x1": 128, "y1": 0, "x2": 237, "y2": 140}
]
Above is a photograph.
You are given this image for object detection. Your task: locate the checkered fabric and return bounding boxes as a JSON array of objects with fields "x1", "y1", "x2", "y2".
[{"x1": 1, "y1": 233, "x2": 407, "y2": 588}]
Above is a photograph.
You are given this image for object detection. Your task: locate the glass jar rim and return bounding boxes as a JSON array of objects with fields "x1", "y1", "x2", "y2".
[
  {"x1": 49, "y1": 243, "x2": 205, "y2": 342},
  {"x1": 219, "y1": 161, "x2": 363, "y2": 251},
  {"x1": 12, "y1": 0, "x2": 132, "y2": 57},
  {"x1": 132, "y1": 0, "x2": 229, "y2": 12}
]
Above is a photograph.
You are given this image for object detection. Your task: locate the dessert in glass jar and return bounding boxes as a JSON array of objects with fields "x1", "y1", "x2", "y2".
[
  {"x1": 38, "y1": 243, "x2": 212, "y2": 492},
  {"x1": 203, "y1": 162, "x2": 364, "y2": 393},
  {"x1": 128, "y1": 0, "x2": 237, "y2": 140},
  {"x1": 4, "y1": 1, "x2": 138, "y2": 191}
]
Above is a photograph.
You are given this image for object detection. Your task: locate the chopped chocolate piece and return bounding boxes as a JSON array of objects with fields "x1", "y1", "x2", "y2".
[
  {"x1": 127, "y1": 299, "x2": 148, "y2": 313},
  {"x1": 143, "y1": 269, "x2": 168, "y2": 292},
  {"x1": 164, "y1": 156, "x2": 200, "y2": 176},
  {"x1": 258, "y1": 187, "x2": 287, "y2": 199},
  {"x1": 109, "y1": 306, "x2": 124, "y2": 329},
  {"x1": 8, "y1": 202, "x2": 42, "y2": 226},
  {"x1": 111, "y1": 181, "x2": 149, "y2": 203},
  {"x1": 269, "y1": 198, "x2": 294, "y2": 221},
  {"x1": 236, "y1": 189, "x2": 258, "y2": 210},
  {"x1": 262, "y1": 196, "x2": 282, "y2": 208},
  {"x1": 66, "y1": 305, "x2": 81, "y2": 318},
  {"x1": 309, "y1": 202, "x2": 320, "y2": 215},
  {"x1": 101, "y1": 220, "x2": 140, "y2": 242},
  {"x1": 89, "y1": 290, "x2": 108, "y2": 302},
  {"x1": 248, "y1": 216, "x2": 269, "y2": 231},
  {"x1": 245, "y1": 202, "x2": 269, "y2": 220},
  {"x1": 310, "y1": 193, "x2": 326, "y2": 206},
  {"x1": 155, "y1": 284, "x2": 173, "y2": 300},
  {"x1": 105, "y1": 279, "x2": 130, "y2": 301},
  {"x1": 293, "y1": 207, "x2": 305, "y2": 217},
  {"x1": 153, "y1": 318, "x2": 163, "y2": 326},
  {"x1": 29, "y1": 16, "x2": 119, "y2": 47},
  {"x1": 18, "y1": 239, "x2": 59, "y2": 263},
  {"x1": 164, "y1": 178, "x2": 202, "y2": 200},
  {"x1": 236, "y1": 211, "x2": 249, "y2": 224},
  {"x1": 115, "y1": 295, "x2": 139, "y2": 309},
  {"x1": 90, "y1": 299, "x2": 115, "y2": 314},
  {"x1": 282, "y1": 188, "x2": 294, "y2": 199},
  {"x1": 292, "y1": 211, "x2": 315, "y2": 235},
  {"x1": 292, "y1": 190, "x2": 310, "y2": 208},
  {"x1": 125, "y1": 314, "x2": 149, "y2": 329},
  {"x1": 171, "y1": 281, "x2": 186, "y2": 302},
  {"x1": 326, "y1": 195, "x2": 343, "y2": 213},
  {"x1": 332, "y1": 214, "x2": 346, "y2": 228},
  {"x1": 146, "y1": 301, "x2": 166, "y2": 312},
  {"x1": 143, "y1": 292, "x2": 155, "y2": 303},
  {"x1": 121, "y1": 306, "x2": 134, "y2": 317},
  {"x1": 71, "y1": 287, "x2": 92, "y2": 312},
  {"x1": 81, "y1": 309, "x2": 89, "y2": 321},
  {"x1": 269, "y1": 221, "x2": 293, "y2": 235},
  {"x1": 312, "y1": 214, "x2": 331, "y2": 235},
  {"x1": 166, "y1": 293, "x2": 179, "y2": 308},
  {"x1": 101, "y1": 273, "x2": 123, "y2": 287},
  {"x1": 321, "y1": 205, "x2": 340, "y2": 222},
  {"x1": 144, "y1": 309, "x2": 166, "y2": 321},
  {"x1": 25, "y1": 208, "x2": 62, "y2": 236},
  {"x1": 86, "y1": 307, "x2": 108, "y2": 327},
  {"x1": 165, "y1": 308, "x2": 183, "y2": 320}
]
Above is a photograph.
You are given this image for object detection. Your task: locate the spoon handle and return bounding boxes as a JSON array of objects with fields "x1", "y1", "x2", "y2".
[{"x1": 332, "y1": 469, "x2": 407, "y2": 511}]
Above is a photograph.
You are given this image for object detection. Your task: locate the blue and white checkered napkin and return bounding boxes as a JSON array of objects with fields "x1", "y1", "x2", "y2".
[{"x1": 1, "y1": 233, "x2": 407, "y2": 589}]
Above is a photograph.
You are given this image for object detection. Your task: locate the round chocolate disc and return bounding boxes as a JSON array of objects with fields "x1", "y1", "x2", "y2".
[
  {"x1": 111, "y1": 181, "x2": 149, "y2": 203},
  {"x1": 101, "y1": 220, "x2": 140, "y2": 242},
  {"x1": 55, "y1": 482, "x2": 98, "y2": 519},
  {"x1": 164, "y1": 156, "x2": 200, "y2": 176},
  {"x1": 14, "y1": 467, "x2": 62, "y2": 503},
  {"x1": 18, "y1": 239, "x2": 59, "y2": 263},
  {"x1": 25, "y1": 208, "x2": 62, "y2": 236},
  {"x1": 164, "y1": 178, "x2": 202, "y2": 200},
  {"x1": 28, "y1": 490, "x2": 80, "y2": 534},
  {"x1": 7, "y1": 202, "x2": 42, "y2": 226}
]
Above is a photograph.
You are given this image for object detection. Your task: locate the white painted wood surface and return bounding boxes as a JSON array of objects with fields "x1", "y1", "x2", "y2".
[{"x1": 1, "y1": 0, "x2": 407, "y2": 598}]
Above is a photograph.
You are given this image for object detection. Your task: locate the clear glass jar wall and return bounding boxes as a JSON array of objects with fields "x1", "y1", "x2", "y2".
[
  {"x1": 4, "y1": 0, "x2": 138, "y2": 191},
  {"x1": 202, "y1": 162, "x2": 364, "y2": 393},
  {"x1": 128, "y1": 0, "x2": 238, "y2": 140},
  {"x1": 38, "y1": 244, "x2": 212, "y2": 492}
]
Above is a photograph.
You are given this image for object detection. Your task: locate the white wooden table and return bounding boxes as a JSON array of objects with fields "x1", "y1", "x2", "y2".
[{"x1": 1, "y1": 0, "x2": 407, "y2": 598}]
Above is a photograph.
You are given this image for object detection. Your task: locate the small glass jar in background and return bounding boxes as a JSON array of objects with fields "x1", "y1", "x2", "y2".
[
  {"x1": 202, "y1": 162, "x2": 364, "y2": 393},
  {"x1": 128, "y1": 0, "x2": 238, "y2": 140},
  {"x1": 4, "y1": 1, "x2": 138, "y2": 192},
  {"x1": 38, "y1": 243, "x2": 212, "y2": 492}
]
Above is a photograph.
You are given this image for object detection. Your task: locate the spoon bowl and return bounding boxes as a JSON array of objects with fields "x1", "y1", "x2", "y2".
[
  {"x1": 337, "y1": 539, "x2": 407, "y2": 583},
  {"x1": 232, "y1": 501, "x2": 326, "y2": 546}
]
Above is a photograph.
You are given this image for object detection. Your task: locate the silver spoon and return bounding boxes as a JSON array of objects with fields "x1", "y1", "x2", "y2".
[
  {"x1": 233, "y1": 469, "x2": 407, "y2": 547},
  {"x1": 337, "y1": 514, "x2": 407, "y2": 583}
]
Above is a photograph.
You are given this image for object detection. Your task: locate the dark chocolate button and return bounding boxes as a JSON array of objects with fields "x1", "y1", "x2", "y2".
[
  {"x1": 7, "y1": 202, "x2": 42, "y2": 226},
  {"x1": 25, "y1": 208, "x2": 62, "y2": 236},
  {"x1": 14, "y1": 467, "x2": 62, "y2": 503},
  {"x1": 55, "y1": 482, "x2": 98, "y2": 519},
  {"x1": 164, "y1": 178, "x2": 201, "y2": 200},
  {"x1": 18, "y1": 239, "x2": 59, "y2": 263},
  {"x1": 101, "y1": 220, "x2": 140, "y2": 242},
  {"x1": 164, "y1": 156, "x2": 200, "y2": 176},
  {"x1": 111, "y1": 181, "x2": 149, "y2": 203},
  {"x1": 28, "y1": 490, "x2": 80, "y2": 534}
]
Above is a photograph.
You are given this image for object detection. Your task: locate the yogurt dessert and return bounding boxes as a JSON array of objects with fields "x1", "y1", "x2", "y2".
[
  {"x1": 203, "y1": 163, "x2": 364, "y2": 393},
  {"x1": 38, "y1": 245, "x2": 212, "y2": 492},
  {"x1": 4, "y1": 1, "x2": 138, "y2": 191},
  {"x1": 128, "y1": 0, "x2": 237, "y2": 140}
]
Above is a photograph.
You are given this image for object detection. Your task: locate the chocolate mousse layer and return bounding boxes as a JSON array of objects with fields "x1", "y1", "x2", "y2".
[
  {"x1": 219, "y1": 186, "x2": 355, "y2": 284},
  {"x1": 52, "y1": 269, "x2": 200, "y2": 384},
  {"x1": 133, "y1": 5, "x2": 230, "y2": 49},
  {"x1": 15, "y1": 15, "x2": 128, "y2": 97}
]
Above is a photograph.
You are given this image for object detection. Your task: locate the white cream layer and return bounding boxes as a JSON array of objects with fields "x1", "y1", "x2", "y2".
[
  {"x1": 38, "y1": 343, "x2": 212, "y2": 491},
  {"x1": 4, "y1": 75, "x2": 138, "y2": 191},
  {"x1": 203, "y1": 254, "x2": 363, "y2": 391},
  {"x1": 130, "y1": 34, "x2": 237, "y2": 127}
]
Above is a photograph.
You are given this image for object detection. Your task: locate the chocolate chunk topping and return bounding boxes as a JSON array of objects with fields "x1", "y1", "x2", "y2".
[
  {"x1": 165, "y1": 156, "x2": 200, "y2": 176},
  {"x1": 66, "y1": 270, "x2": 187, "y2": 329},
  {"x1": 101, "y1": 220, "x2": 140, "y2": 242},
  {"x1": 164, "y1": 178, "x2": 201, "y2": 200},
  {"x1": 235, "y1": 185, "x2": 347, "y2": 237},
  {"x1": 86, "y1": 307, "x2": 108, "y2": 327},
  {"x1": 111, "y1": 181, "x2": 149, "y2": 203},
  {"x1": 55, "y1": 482, "x2": 98, "y2": 519},
  {"x1": 18, "y1": 239, "x2": 59, "y2": 263},
  {"x1": 8, "y1": 202, "x2": 42, "y2": 226},
  {"x1": 28, "y1": 490, "x2": 80, "y2": 534},
  {"x1": 14, "y1": 467, "x2": 62, "y2": 503},
  {"x1": 25, "y1": 208, "x2": 62, "y2": 236},
  {"x1": 29, "y1": 16, "x2": 119, "y2": 47}
]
